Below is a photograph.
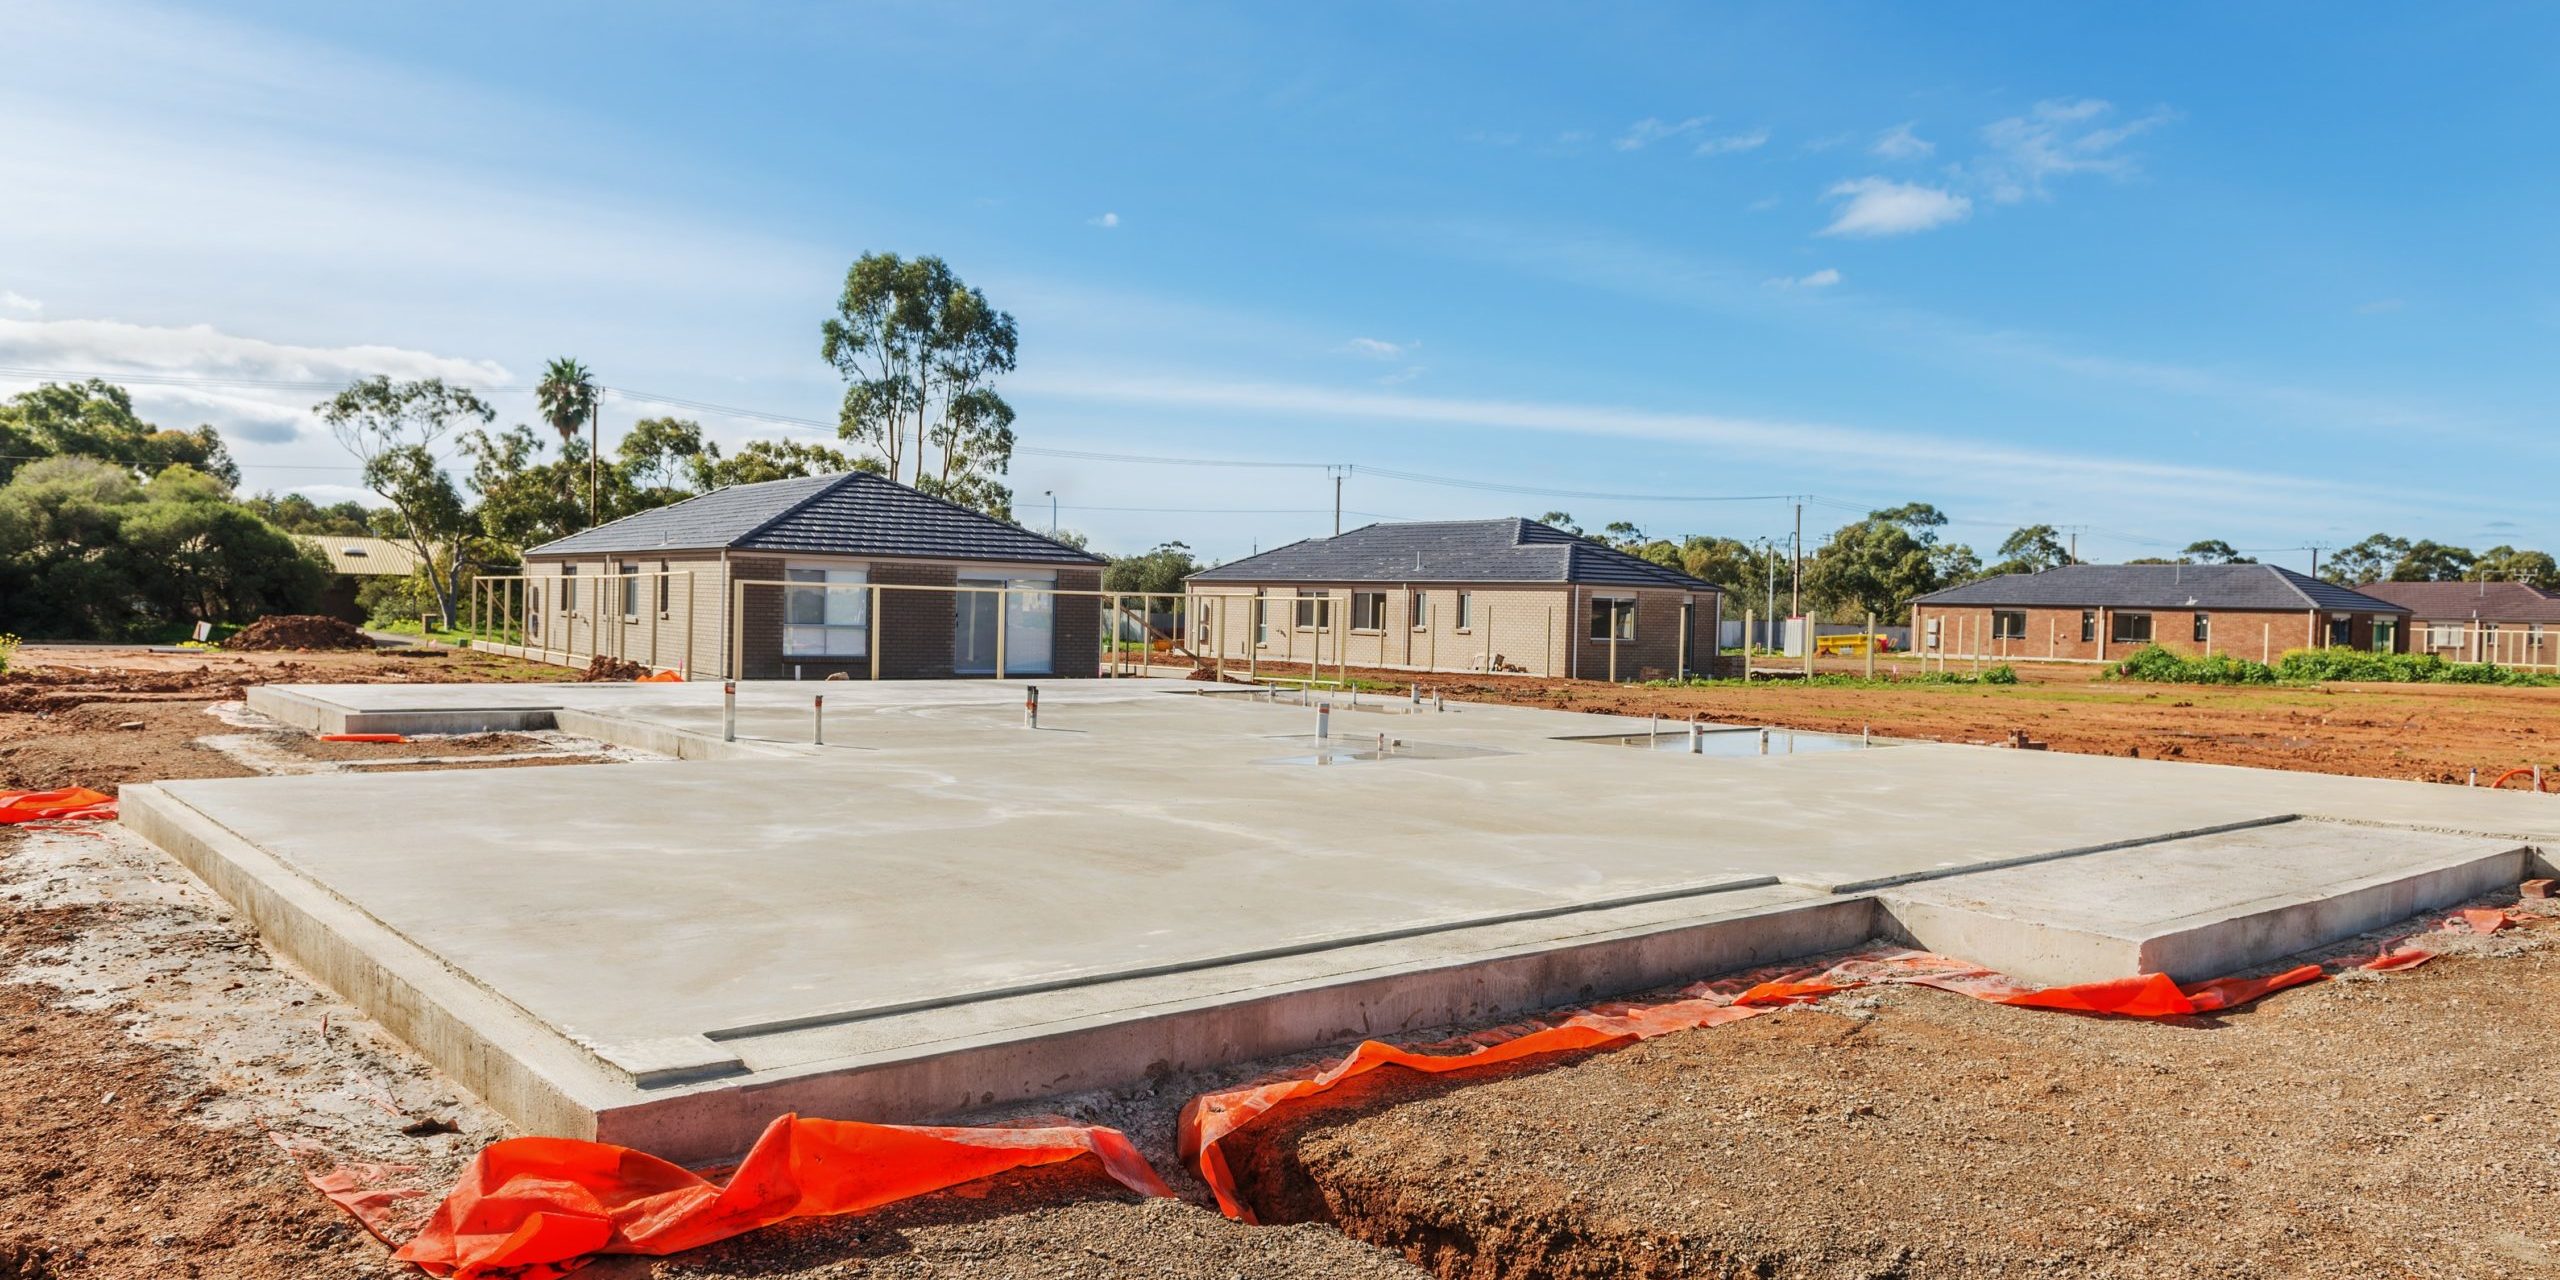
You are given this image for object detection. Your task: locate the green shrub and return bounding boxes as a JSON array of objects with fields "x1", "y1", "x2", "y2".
[
  {"x1": 1981, "y1": 664, "x2": 2019, "y2": 685},
  {"x1": 0, "y1": 632, "x2": 18, "y2": 674},
  {"x1": 2108, "y1": 644, "x2": 2278, "y2": 685},
  {"x1": 2274, "y1": 646, "x2": 2559, "y2": 687}
]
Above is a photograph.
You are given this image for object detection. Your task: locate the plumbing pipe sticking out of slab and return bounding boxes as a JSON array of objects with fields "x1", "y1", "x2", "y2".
[
  {"x1": 1649, "y1": 714, "x2": 1659, "y2": 745},
  {"x1": 1409, "y1": 682, "x2": 1419, "y2": 705},
  {"x1": 1759, "y1": 727, "x2": 1771, "y2": 756},
  {"x1": 1024, "y1": 685, "x2": 1039, "y2": 730},
  {"x1": 1376, "y1": 732, "x2": 1388, "y2": 756},
  {"x1": 1317, "y1": 703, "x2": 1330, "y2": 740},
  {"x1": 1433, "y1": 690, "x2": 1444, "y2": 713},
  {"x1": 722, "y1": 681, "x2": 736, "y2": 743},
  {"x1": 1863, "y1": 723, "x2": 1872, "y2": 747},
  {"x1": 1689, "y1": 722, "x2": 1703, "y2": 754}
]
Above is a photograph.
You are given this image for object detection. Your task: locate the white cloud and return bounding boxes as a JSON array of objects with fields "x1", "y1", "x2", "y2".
[
  {"x1": 0, "y1": 314, "x2": 511, "y2": 448},
  {"x1": 1871, "y1": 122, "x2": 1933, "y2": 161},
  {"x1": 1088, "y1": 211, "x2": 1120, "y2": 228},
  {"x1": 0, "y1": 290, "x2": 40, "y2": 315},
  {"x1": 1342, "y1": 337, "x2": 1408, "y2": 359},
  {"x1": 1694, "y1": 129, "x2": 1769, "y2": 156},
  {"x1": 1766, "y1": 268, "x2": 1842, "y2": 289},
  {"x1": 1973, "y1": 98, "x2": 2175, "y2": 203},
  {"x1": 1613, "y1": 116, "x2": 1708, "y2": 151},
  {"x1": 1818, "y1": 178, "x2": 1973, "y2": 237}
]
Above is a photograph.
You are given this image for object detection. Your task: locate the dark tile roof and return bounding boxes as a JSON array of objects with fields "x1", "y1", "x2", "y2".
[
  {"x1": 524, "y1": 472, "x2": 1104, "y2": 565},
  {"x1": 1912, "y1": 563, "x2": 2407, "y2": 613},
  {"x1": 2350, "y1": 580, "x2": 2560, "y2": 622},
  {"x1": 1186, "y1": 519, "x2": 1717, "y2": 591}
]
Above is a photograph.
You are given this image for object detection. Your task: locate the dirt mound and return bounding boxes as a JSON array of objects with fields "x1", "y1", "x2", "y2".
[
  {"x1": 579, "y1": 655, "x2": 652, "y2": 682},
  {"x1": 223, "y1": 615, "x2": 376, "y2": 652}
]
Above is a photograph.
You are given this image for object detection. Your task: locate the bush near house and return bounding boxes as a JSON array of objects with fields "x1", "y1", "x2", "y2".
[{"x1": 2109, "y1": 644, "x2": 2560, "y2": 688}]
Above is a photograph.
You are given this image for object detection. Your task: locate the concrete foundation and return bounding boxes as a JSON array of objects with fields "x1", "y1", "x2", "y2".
[{"x1": 130, "y1": 678, "x2": 2560, "y2": 1164}]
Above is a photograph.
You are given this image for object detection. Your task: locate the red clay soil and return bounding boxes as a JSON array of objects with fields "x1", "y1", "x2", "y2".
[
  {"x1": 1224, "y1": 930, "x2": 2560, "y2": 1279},
  {"x1": 579, "y1": 654, "x2": 654, "y2": 681},
  {"x1": 221, "y1": 615, "x2": 376, "y2": 651},
  {"x1": 1227, "y1": 659, "x2": 2560, "y2": 786}
]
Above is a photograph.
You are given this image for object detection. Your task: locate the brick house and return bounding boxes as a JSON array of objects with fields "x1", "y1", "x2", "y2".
[
  {"x1": 513, "y1": 472, "x2": 1104, "y2": 680},
  {"x1": 1185, "y1": 519, "x2": 1720, "y2": 681},
  {"x1": 1908, "y1": 563, "x2": 2410, "y2": 664},
  {"x1": 2351, "y1": 580, "x2": 2560, "y2": 667}
]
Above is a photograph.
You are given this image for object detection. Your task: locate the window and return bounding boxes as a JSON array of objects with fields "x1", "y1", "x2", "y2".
[
  {"x1": 619, "y1": 563, "x2": 640, "y2": 618},
  {"x1": 784, "y1": 565, "x2": 869, "y2": 657},
  {"x1": 1252, "y1": 592, "x2": 1268, "y2": 646},
  {"x1": 2080, "y1": 609, "x2": 2096, "y2": 643},
  {"x1": 2375, "y1": 618, "x2": 2401, "y2": 654},
  {"x1": 1350, "y1": 591, "x2": 1387, "y2": 631},
  {"x1": 2192, "y1": 612, "x2": 2210, "y2": 644},
  {"x1": 1589, "y1": 596, "x2": 1636, "y2": 641},
  {"x1": 2111, "y1": 611, "x2": 2152, "y2": 644},
  {"x1": 2426, "y1": 622, "x2": 2463, "y2": 647},
  {"x1": 657, "y1": 561, "x2": 671, "y2": 614},
  {"x1": 1409, "y1": 589, "x2": 1429, "y2": 630},
  {"x1": 528, "y1": 585, "x2": 542, "y2": 636},
  {"x1": 561, "y1": 564, "x2": 577, "y2": 613},
  {"x1": 1455, "y1": 591, "x2": 1475, "y2": 630},
  {"x1": 2328, "y1": 615, "x2": 2352, "y2": 647},
  {"x1": 1924, "y1": 617, "x2": 1942, "y2": 649},
  {"x1": 1991, "y1": 610, "x2": 2026, "y2": 641},
  {"x1": 1293, "y1": 589, "x2": 1332, "y2": 630}
]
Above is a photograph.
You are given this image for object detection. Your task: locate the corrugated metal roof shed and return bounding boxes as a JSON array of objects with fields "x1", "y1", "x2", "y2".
[
  {"x1": 1186, "y1": 519, "x2": 1717, "y2": 591},
  {"x1": 295, "y1": 535, "x2": 423, "y2": 577}
]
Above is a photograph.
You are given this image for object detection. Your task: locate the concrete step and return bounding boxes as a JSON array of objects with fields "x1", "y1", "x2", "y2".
[{"x1": 1878, "y1": 818, "x2": 2534, "y2": 985}]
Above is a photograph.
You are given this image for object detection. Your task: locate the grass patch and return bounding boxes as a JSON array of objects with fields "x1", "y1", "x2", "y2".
[{"x1": 1646, "y1": 665, "x2": 2019, "y2": 691}]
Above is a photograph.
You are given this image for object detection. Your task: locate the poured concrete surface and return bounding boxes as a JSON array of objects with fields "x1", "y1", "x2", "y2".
[
  {"x1": 1881, "y1": 819, "x2": 2532, "y2": 983},
  {"x1": 134, "y1": 678, "x2": 2560, "y2": 1162}
]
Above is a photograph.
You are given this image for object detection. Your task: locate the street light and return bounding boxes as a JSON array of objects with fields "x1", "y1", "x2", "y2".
[{"x1": 1043, "y1": 489, "x2": 1057, "y2": 535}]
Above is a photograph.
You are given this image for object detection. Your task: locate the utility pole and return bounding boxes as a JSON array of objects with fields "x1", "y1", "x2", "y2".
[
  {"x1": 587, "y1": 397, "x2": 600, "y2": 525},
  {"x1": 1790, "y1": 501, "x2": 1803, "y2": 618},
  {"x1": 2069, "y1": 529, "x2": 2078, "y2": 565},
  {"x1": 2309, "y1": 546, "x2": 2322, "y2": 579},
  {"x1": 1332, "y1": 471, "x2": 1343, "y2": 536},
  {"x1": 1044, "y1": 489, "x2": 1057, "y2": 535}
]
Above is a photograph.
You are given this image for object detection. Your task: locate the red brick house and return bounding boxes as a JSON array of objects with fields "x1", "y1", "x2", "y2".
[
  {"x1": 2350, "y1": 580, "x2": 2560, "y2": 668},
  {"x1": 1909, "y1": 563, "x2": 2410, "y2": 664}
]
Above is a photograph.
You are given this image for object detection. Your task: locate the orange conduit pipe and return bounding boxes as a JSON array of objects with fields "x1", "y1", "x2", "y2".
[
  {"x1": 390, "y1": 1114, "x2": 1172, "y2": 1279},
  {"x1": 637, "y1": 669, "x2": 684, "y2": 683},
  {"x1": 2487, "y1": 767, "x2": 2552, "y2": 793},
  {"x1": 1180, "y1": 945, "x2": 2412, "y2": 1221},
  {"x1": 0, "y1": 786, "x2": 116, "y2": 824},
  {"x1": 317, "y1": 733, "x2": 407, "y2": 744}
]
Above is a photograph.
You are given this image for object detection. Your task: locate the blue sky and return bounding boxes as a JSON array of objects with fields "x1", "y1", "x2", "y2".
[{"x1": 3, "y1": 2, "x2": 2553, "y2": 567}]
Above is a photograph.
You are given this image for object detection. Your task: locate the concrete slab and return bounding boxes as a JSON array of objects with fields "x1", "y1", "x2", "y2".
[
  {"x1": 136, "y1": 678, "x2": 2560, "y2": 1163},
  {"x1": 1880, "y1": 818, "x2": 2532, "y2": 983}
]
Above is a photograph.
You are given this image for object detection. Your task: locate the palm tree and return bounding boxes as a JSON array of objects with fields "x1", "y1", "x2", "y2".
[{"x1": 536, "y1": 358, "x2": 599, "y2": 523}]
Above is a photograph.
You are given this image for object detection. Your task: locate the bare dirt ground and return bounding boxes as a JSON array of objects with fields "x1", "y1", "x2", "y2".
[
  {"x1": 1225, "y1": 910, "x2": 2560, "y2": 1279},
  {"x1": 1219, "y1": 656, "x2": 2560, "y2": 786}
]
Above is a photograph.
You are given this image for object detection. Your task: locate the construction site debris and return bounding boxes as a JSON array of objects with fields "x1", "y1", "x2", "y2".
[
  {"x1": 0, "y1": 787, "x2": 116, "y2": 824},
  {"x1": 224, "y1": 615, "x2": 377, "y2": 652},
  {"x1": 578, "y1": 655, "x2": 653, "y2": 682}
]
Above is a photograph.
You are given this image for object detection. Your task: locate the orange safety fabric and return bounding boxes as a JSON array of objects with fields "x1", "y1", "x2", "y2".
[
  {"x1": 1180, "y1": 946, "x2": 2330, "y2": 1220},
  {"x1": 317, "y1": 733, "x2": 407, "y2": 743},
  {"x1": 637, "y1": 669, "x2": 684, "y2": 683},
  {"x1": 392, "y1": 1113, "x2": 1173, "y2": 1279},
  {"x1": 0, "y1": 786, "x2": 116, "y2": 825}
]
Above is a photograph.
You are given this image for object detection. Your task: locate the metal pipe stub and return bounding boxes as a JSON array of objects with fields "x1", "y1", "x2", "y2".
[
  {"x1": 722, "y1": 680, "x2": 737, "y2": 743},
  {"x1": 1024, "y1": 684, "x2": 1039, "y2": 730}
]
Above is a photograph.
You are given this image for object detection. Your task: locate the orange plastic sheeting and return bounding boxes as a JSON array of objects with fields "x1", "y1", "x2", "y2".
[
  {"x1": 1181, "y1": 947, "x2": 2328, "y2": 1220},
  {"x1": 1181, "y1": 997, "x2": 1771, "y2": 1221},
  {"x1": 318, "y1": 733, "x2": 408, "y2": 744},
  {"x1": 393, "y1": 1113, "x2": 1173, "y2": 1279},
  {"x1": 0, "y1": 786, "x2": 116, "y2": 825},
  {"x1": 637, "y1": 669, "x2": 684, "y2": 683}
]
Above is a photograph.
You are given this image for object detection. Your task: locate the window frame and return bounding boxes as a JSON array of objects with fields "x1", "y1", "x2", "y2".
[
  {"x1": 1252, "y1": 591, "x2": 1268, "y2": 647},
  {"x1": 1588, "y1": 595, "x2": 1637, "y2": 642},
  {"x1": 2080, "y1": 609, "x2": 2096, "y2": 643},
  {"x1": 2111, "y1": 611, "x2": 2153, "y2": 645},
  {"x1": 1454, "y1": 590, "x2": 1475, "y2": 632},
  {"x1": 2192, "y1": 611, "x2": 2210, "y2": 644},
  {"x1": 561, "y1": 564, "x2": 578, "y2": 614},
  {"x1": 1408, "y1": 589, "x2": 1429, "y2": 630},
  {"x1": 619, "y1": 562, "x2": 641, "y2": 620},
  {"x1": 1990, "y1": 609, "x2": 2027, "y2": 641},
  {"x1": 1293, "y1": 588, "x2": 1332, "y2": 631},
  {"x1": 1349, "y1": 590, "x2": 1387, "y2": 633},
  {"x1": 657, "y1": 561, "x2": 672, "y2": 616},
  {"x1": 782, "y1": 563, "x2": 871, "y2": 658}
]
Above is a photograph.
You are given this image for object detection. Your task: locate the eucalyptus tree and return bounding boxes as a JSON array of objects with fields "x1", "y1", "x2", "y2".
[
  {"x1": 820, "y1": 253, "x2": 1020, "y2": 515},
  {"x1": 317, "y1": 376, "x2": 492, "y2": 627}
]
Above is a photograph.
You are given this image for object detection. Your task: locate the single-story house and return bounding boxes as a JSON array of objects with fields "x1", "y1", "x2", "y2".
[
  {"x1": 1909, "y1": 563, "x2": 2410, "y2": 663},
  {"x1": 510, "y1": 471, "x2": 1105, "y2": 680},
  {"x1": 1185, "y1": 518, "x2": 1721, "y2": 681},
  {"x1": 294, "y1": 534, "x2": 424, "y2": 624},
  {"x1": 2350, "y1": 580, "x2": 2560, "y2": 667}
]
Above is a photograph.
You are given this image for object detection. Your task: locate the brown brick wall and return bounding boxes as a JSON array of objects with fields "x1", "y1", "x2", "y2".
[
  {"x1": 870, "y1": 562, "x2": 958, "y2": 679},
  {"x1": 1053, "y1": 568, "x2": 1101, "y2": 678},
  {"x1": 1907, "y1": 603, "x2": 2408, "y2": 663},
  {"x1": 1569, "y1": 587, "x2": 1701, "y2": 681}
]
